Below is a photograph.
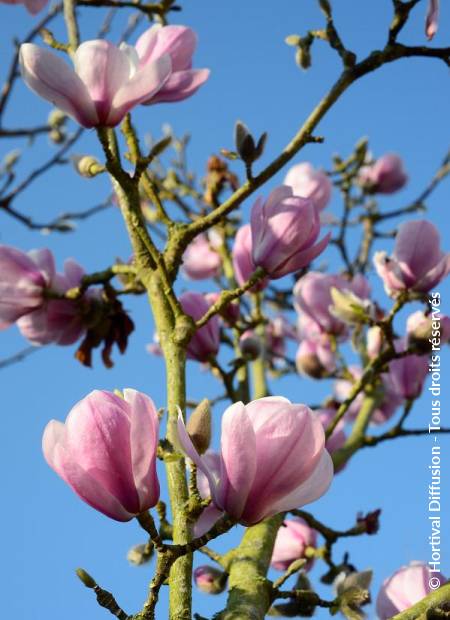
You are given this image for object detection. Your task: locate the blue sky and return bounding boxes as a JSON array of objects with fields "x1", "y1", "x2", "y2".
[{"x1": 0, "y1": 1, "x2": 449, "y2": 618}]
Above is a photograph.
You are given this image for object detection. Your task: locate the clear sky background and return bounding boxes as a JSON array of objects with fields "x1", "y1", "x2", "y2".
[{"x1": 0, "y1": 1, "x2": 449, "y2": 618}]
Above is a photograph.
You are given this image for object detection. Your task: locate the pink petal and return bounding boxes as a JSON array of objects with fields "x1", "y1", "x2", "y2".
[
  {"x1": 111, "y1": 54, "x2": 171, "y2": 124},
  {"x1": 149, "y1": 68, "x2": 210, "y2": 104},
  {"x1": 266, "y1": 449, "x2": 334, "y2": 517},
  {"x1": 193, "y1": 504, "x2": 224, "y2": 537},
  {"x1": 218, "y1": 401, "x2": 257, "y2": 519},
  {"x1": 20, "y1": 44, "x2": 98, "y2": 128},
  {"x1": 74, "y1": 40, "x2": 131, "y2": 125},
  {"x1": 124, "y1": 388, "x2": 160, "y2": 510}
]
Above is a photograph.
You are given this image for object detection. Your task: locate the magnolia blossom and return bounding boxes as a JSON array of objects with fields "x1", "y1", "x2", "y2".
[
  {"x1": 20, "y1": 25, "x2": 209, "y2": 128},
  {"x1": 177, "y1": 396, "x2": 333, "y2": 533},
  {"x1": 388, "y1": 340, "x2": 429, "y2": 400},
  {"x1": 334, "y1": 366, "x2": 402, "y2": 425},
  {"x1": 374, "y1": 220, "x2": 450, "y2": 296},
  {"x1": 0, "y1": 246, "x2": 53, "y2": 329},
  {"x1": 284, "y1": 162, "x2": 332, "y2": 211},
  {"x1": 359, "y1": 154, "x2": 407, "y2": 194},
  {"x1": 135, "y1": 25, "x2": 210, "y2": 104},
  {"x1": 376, "y1": 562, "x2": 446, "y2": 619},
  {"x1": 0, "y1": 245, "x2": 89, "y2": 346},
  {"x1": 180, "y1": 291, "x2": 220, "y2": 362},
  {"x1": 182, "y1": 234, "x2": 221, "y2": 280},
  {"x1": 406, "y1": 310, "x2": 450, "y2": 348},
  {"x1": 295, "y1": 337, "x2": 336, "y2": 379},
  {"x1": 0, "y1": 0, "x2": 47, "y2": 14},
  {"x1": 250, "y1": 186, "x2": 330, "y2": 279},
  {"x1": 315, "y1": 408, "x2": 347, "y2": 457},
  {"x1": 43, "y1": 389, "x2": 160, "y2": 521},
  {"x1": 17, "y1": 258, "x2": 88, "y2": 346},
  {"x1": 294, "y1": 272, "x2": 370, "y2": 337},
  {"x1": 194, "y1": 566, "x2": 227, "y2": 595},
  {"x1": 425, "y1": 0, "x2": 439, "y2": 40},
  {"x1": 271, "y1": 518, "x2": 317, "y2": 571},
  {"x1": 232, "y1": 224, "x2": 268, "y2": 290}
]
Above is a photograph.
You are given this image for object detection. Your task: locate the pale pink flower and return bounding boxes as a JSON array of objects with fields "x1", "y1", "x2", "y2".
[
  {"x1": 251, "y1": 186, "x2": 329, "y2": 279},
  {"x1": 376, "y1": 562, "x2": 446, "y2": 619},
  {"x1": 374, "y1": 220, "x2": 450, "y2": 296},
  {"x1": 271, "y1": 518, "x2": 317, "y2": 571},
  {"x1": 284, "y1": 162, "x2": 332, "y2": 211},
  {"x1": 177, "y1": 397, "x2": 333, "y2": 530},
  {"x1": 43, "y1": 389, "x2": 160, "y2": 521}
]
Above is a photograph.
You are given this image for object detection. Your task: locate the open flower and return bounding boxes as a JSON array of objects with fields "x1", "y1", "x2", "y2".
[
  {"x1": 43, "y1": 389, "x2": 160, "y2": 521},
  {"x1": 135, "y1": 25, "x2": 210, "y2": 104},
  {"x1": 20, "y1": 39, "x2": 172, "y2": 127},
  {"x1": 250, "y1": 186, "x2": 329, "y2": 279},
  {"x1": 177, "y1": 396, "x2": 333, "y2": 531},
  {"x1": 374, "y1": 220, "x2": 450, "y2": 296}
]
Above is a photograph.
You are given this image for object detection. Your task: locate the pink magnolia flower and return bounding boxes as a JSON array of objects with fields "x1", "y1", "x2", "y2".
[
  {"x1": 17, "y1": 258, "x2": 88, "y2": 346},
  {"x1": 376, "y1": 562, "x2": 446, "y2": 619},
  {"x1": 284, "y1": 162, "x2": 332, "y2": 211},
  {"x1": 295, "y1": 337, "x2": 336, "y2": 379},
  {"x1": 0, "y1": 246, "x2": 53, "y2": 329},
  {"x1": 177, "y1": 396, "x2": 333, "y2": 530},
  {"x1": 194, "y1": 565, "x2": 227, "y2": 595},
  {"x1": 182, "y1": 234, "x2": 221, "y2": 280},
  {"x1": 388, "y1": 340, "x2": 429, "y2": 400},
  {"x1": 406, "y1": 310, "x2": 450, "y2": 347},
  {"x1": 250, "y1": 186, "x2": 330, "y2": 279},
  {"x1": 135, "y1": 25, "x2": 210, "y2": 104},
  {"x1": 294, "y1": 272, "x2": 370, "y2": 337},
  {"x1": 271, "y1": 517, "x2": 317, "y2": 572},
  {"x1": 374, "y1": 220, "x2": 450, "y2": 296},
  {"x1": 232, "y1": 224, "x2": 268, "y2": 290},
  {"x1": 20, "y1": 39, "x2": 172, "y2": 128},
  {"x1": 334, "y1": 366, "x2": 402, "y2": 425},
  {"x1": 43, "y1": 389, "x2": 160, "y2": 521},
  {"x1": 180, "y1": 291, "x2": 220, "y2": 362},
  {"x1": 315, "y1": 408, "x2": 347, "y2": 457},
  {"x1": 359, "y1": 154, "x2": 408, "y2": 194},
  {"x1": 367, "y1": 325, "x2": 384, "y2": 359},
  {"x1": 0, "y1": 0, "x2": 47, "y2": 14},
  {"x1": 266, "y1": 315, "x2": 298, "y2": 362},
  {"x1": 205, "y1": 292, "x2": 240, "y2": 326},
  {"x1": 425, "y1": 0, "x2": 439, "y2": 40}
]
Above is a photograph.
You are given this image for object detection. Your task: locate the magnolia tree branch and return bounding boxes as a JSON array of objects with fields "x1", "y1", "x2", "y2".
[{"x1": 391, "y1": 582, "x2": 450, "y2": 620}]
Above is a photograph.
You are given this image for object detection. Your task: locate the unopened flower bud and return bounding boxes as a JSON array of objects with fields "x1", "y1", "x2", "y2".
[
  {"x1": 239, "y1": 330, "x2": 262, "y2": 360},
  {"x1": 295, "y1": 339, "x2": 336, "y2": 379},
  {"x1": 49, "y1": 128, "x2": 65, "y2": 144},
  {"x1": 406, "y1": 310, "x2": 450, "y2": 351},
  {"x1": 234, "y1": 121, "x2": 267, "y2": 165},
  {"x1": 194, "y1": 565, "x2": 227, "y2": 594},
  {"x1": 48, "y1": 109, "x2": 66, "y2": 128},
  {"x1": 76, "y1": 568, "x2": 96, "y2": 589},
  {"x1": 186, "y1": 399, "x2": 211, "y2": 455},
  {"x1": 329, "y1": 287, "x2": 373, "y2": 325},
  {"x1": 127, "y1": 543, "x2": 153, "y2": 566},
  {"x1": 73, "y1": 155, "x2": 105, "y2": 179}
]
